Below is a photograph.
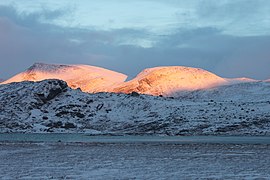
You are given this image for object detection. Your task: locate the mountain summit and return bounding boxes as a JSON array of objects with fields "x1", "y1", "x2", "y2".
[
  {"x1": 1, "y1": 63, "x2": 127, "y2": 93},
  {"x1": 1, "y1": 63, "x2": 259, "y2": 97},
  {"x1": 112, "y1": 66, "x2": 228, "y2": 96}
]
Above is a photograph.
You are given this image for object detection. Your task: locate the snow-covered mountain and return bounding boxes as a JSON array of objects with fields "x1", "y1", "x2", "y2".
[
  {"x1": 226, "y1": 77, "x2": 257, "y2": 84},
  {"x1": 2, "y1": 63, "x2": 261, "y2": 97},
  {"x1": 112, "y1": 66, "x2": 228, "y2": 97},
  {"x1": 0, "y1": 79, "x2": 269, "y2": 135},
  {"x1": 182, "y1": 81, "x2": 270, "y2": 101},
  {"x1": 1, "y1": 63, "x2": 127, "y2": 93}
]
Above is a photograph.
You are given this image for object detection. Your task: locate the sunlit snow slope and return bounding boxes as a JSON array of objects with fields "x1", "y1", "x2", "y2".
[
  {"x1": 1, "y1": 63, "x2": 127, "y2": 93},
  {"x1": 112, "y1": 66, "x2": 229, "y2": 96},
  {"x1": 2, "y1": 63, "x2": 262, "y2": 97}
]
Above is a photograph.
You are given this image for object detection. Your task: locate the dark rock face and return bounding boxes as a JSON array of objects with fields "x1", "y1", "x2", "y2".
[
  {"x1": 47, "y1": 88, "x2": 63, "y2": 101},
  {"x1": 63, "y1": 122, "x2": 76, "y2": 129},
  {"x1": 130, "y1": 91, "x2": 140, "y2": 97},
  {"x1": 34, "y1": 80, "x2": 68, "y2": 103},
  {"x1": 46, "y1": 121, "x2": 63, "y2": 128},
  {"x1": 75, "y1": 112, "x2": 85, "y2": 118},
  {"x1": 42, "y1": 116, "x2": 48, "y2": 120}
]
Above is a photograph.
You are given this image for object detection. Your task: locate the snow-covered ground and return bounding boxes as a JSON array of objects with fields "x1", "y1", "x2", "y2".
[
  {"x1": 0, "y1": 141, "x2": 270, "y2": 179},
  {"x1": 0, "y1": 79, "x2": 270, "y2": 135}
]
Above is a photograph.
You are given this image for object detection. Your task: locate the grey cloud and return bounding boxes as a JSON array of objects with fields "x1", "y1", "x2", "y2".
[
  {"x1": 155, "y1": 27, "x2": 221, "y2": 48},
  {"x1": 0, "y1": 5, "x2": 147, "y2": 78},
  {"x1": 0, "y1": 5, "x2": 67, "y2": 30},
  {"x1": 195, "y1": 0, "x2": 270, "y2": 35},
  {"x1": 0, "y1": 5, "x2": 270, "y2": 81},
  {"x1": 153, "y1": 28, "x2": 270, "y2": 79}
]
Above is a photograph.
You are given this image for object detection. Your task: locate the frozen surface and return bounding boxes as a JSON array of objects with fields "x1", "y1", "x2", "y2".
[
  {"x1": 1, "y1": 134, "x2": 270, "y2": 144},
  {"x1": 0, "y1": 141, "x2": 270, "y2": 179}
]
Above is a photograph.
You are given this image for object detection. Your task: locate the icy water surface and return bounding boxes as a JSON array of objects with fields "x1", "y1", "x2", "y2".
[
  {"x1": 1, "y1": 133, "x2": 270, "y2": 144},
  {"x1": 1, "y1": 134, "x2": 270, "y2": 179}
]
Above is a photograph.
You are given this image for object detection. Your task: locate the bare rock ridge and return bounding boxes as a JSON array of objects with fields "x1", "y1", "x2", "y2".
[
  {"x1": 1, "y1": 63, "x2": 127, "y2": 93},
  {"x1": 0, "y1": 63, "x2": 261, "y2": 97},
  {"x1": 0, "y1": 79, "x2": 270, "y2": 135}
]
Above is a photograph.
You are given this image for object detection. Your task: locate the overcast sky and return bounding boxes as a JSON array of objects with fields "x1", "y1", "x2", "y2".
[{"x1": 1, "y1": 0, "x2": 270, "y2": 80}]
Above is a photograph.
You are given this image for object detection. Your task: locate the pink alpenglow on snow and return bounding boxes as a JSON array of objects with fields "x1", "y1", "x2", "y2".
[
  {"x1": 112, "y1": 66, "x2": 228, "y2": 96},
  {"x1": 1, "y1": 63, "x2": 127, "y2": 93},
  {"x1": 2, "y1": 63, "x2": 262, "y2": 97}
]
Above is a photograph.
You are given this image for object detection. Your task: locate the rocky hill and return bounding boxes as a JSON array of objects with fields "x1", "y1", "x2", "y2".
[{"x1": 0, "y1": 79, "x2": 269, "y2": 135}]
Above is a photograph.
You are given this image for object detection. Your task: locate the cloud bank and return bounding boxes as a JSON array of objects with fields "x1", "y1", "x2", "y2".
[{"x1": 0, "y1": 1, "x2": 270, "y2": 80}]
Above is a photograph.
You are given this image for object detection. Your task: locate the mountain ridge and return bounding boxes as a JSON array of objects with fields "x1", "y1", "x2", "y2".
[{"x1": 1, "y1": 62, "x2": 264, "y2": 97}]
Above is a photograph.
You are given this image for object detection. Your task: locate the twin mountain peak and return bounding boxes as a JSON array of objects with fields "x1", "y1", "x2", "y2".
[{"x1": 0, "y1": 62, "x2": 264, "y2": 97}]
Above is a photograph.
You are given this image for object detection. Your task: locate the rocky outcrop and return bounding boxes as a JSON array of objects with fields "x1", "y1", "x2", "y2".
[{"x1": 34, "y1": 79, "x2": 68, "y2": 102}]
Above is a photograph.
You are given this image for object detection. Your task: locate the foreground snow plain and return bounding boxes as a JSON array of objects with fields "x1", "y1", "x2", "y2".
[
  {"x1": 0, "y1": 79, "x2": 270, "y2": 135},
  {"x1": 0, "y1": 141, "x2": 270, "y2": 179}
]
